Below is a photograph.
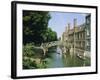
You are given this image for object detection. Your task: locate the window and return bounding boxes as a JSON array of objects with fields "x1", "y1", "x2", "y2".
[{"x1": 87, "y1": 29, "x2": 89, "y2": 36}]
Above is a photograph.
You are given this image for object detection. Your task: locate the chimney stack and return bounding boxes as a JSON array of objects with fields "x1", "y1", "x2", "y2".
[
  {"x1": 74, "y1": 18, "x2": 77, "y2": 28},
  {"x1": 66, "y1": 23, "x2": 70, "y2": 32},
  {"x1": 68, "y1": 23, "x2": 70, "y2": 31}
]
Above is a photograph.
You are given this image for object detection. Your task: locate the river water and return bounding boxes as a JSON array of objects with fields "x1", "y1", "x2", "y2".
[{"x1": 46, "y1": 46, "x2": 90, "y2": 68}]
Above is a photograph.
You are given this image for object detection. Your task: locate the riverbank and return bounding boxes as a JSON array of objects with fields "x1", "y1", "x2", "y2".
[
  {"x1": 23, "y1": 44, "x2": 90, "y2": 69},
  {"x1": 23, "y1": 43, "x2": 57, "y2": 69}
]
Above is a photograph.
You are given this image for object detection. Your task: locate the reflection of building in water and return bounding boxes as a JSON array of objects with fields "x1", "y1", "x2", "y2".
[{"x1": 61, "y1": 14, "x2": 91, "y2": 58}]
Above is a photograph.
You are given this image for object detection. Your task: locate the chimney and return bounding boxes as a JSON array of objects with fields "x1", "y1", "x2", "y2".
[
  {"x1": 74, "y1": 18, "x2": 77, "y2": 28},
  {"x1": 68, "y1": 23, "x2": 70, "y2": 31},
  {"x1": 66, "y1": 23, "x2": 70, "y2": 32}
]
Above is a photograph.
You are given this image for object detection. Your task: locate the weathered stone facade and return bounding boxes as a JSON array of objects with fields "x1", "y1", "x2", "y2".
[{"x1": 61, "y1": 14, "x2": 91, "y2": 58}]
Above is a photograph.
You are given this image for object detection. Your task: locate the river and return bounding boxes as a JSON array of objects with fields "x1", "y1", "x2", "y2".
[{"x1": 46, "y1": 46, "x2": 90, "y2": 68}]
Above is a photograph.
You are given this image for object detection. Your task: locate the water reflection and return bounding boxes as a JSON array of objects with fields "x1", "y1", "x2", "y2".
[{"x1": 47, "y1": 46, "x2": 90, "y2": 68}]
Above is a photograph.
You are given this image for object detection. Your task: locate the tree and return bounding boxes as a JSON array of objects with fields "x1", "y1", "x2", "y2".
[
  {"x1": 46, "y1": 28, "x2": 57, "y2": 42},
  {"x1": 23, "y1": 11, "x2": 51, "y2": 45},
  {"x1": 23, "y1": 11, "x2": 58, "y2": 45}
]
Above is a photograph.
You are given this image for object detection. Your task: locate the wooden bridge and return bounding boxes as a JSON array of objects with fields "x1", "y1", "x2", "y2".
[
  {"x1": 25, "y1": 41, "x2": 70, "y2": 56},
  {"x1": 32, "y1": 41, "x2": 70, "y2": 56},
  {"x1": 40, "y1": 41, "x2": 61, "y2": 56}
]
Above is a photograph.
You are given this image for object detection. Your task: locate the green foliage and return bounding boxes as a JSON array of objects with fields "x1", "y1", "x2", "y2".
[
  {"x1": 23, "y1": 43, "x2": 40, "y2": 69},
  {"x1": 23, "y1": 11, "x2": 51, "y2": 45},
  {"x1": 23, "y1": 59, "x2": 37, "y2": 69},
  {"x1": 46, "y1": 28, "x2": 57, "y2": 42},
  {"x1": 23, "y1": 43, "x2": 35, "y2": 57},
  {"x1": 23, "y1": 43, "x2": 48, "y2": 69},
  {"x1": 23, "y1": 11, "x2": 57, "y2": 45}
]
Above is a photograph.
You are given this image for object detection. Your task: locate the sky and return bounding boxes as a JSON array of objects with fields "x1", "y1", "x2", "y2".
[{"x1": 48, "y1": 12, "x2": 88, "y2": 38}]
